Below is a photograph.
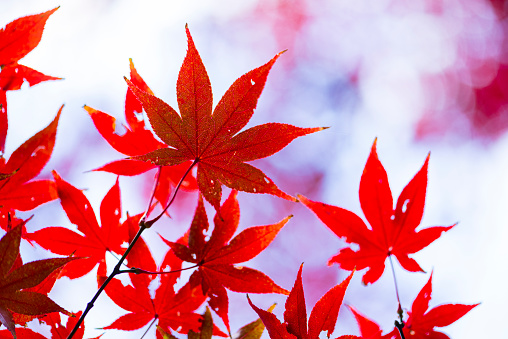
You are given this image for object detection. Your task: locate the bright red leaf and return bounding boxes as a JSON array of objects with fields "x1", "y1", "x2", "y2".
[
  {"x1": 401, "y1": 273, "x2": 478, "y2": 339},
  {"x1": 0, "y1": 106, "x2": 61, "y2": 213},
  {"x1": 103, "y1": 231, "x2": 224, "y2": 339},
  {"x1": 27, "y1": 172, "x2": 128, "y2": 280},
  {"x1": 86, "y1": 58, "x2": 197, "y2": 209},
  {"x1": 0, "y1": 8, "x2": 61, "y2": 153},
  {"x1": 298, "y1": 140, "x2": 454, "y2": 284},
  {"x1": 348, "y1": 274, "x2": 478, "y2": 339},
  {"x1": 164, "y1": 190, "x2": 290, "y2": 330},
  {"x1": 126, "y1": 25, "x2": 324, "y2": 211},
  {"x1": 0, "y1": 223, "x2": 77, "y2": 338},
  {"x1": 348, "y1": 306, "x2": 396, "y2": 339},
  {"x1": 248, "y1": 264, "x2": 355, "y2": 339}
]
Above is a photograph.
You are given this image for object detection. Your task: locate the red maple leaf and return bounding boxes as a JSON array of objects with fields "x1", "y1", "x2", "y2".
[
  {"x1": 348, "y1": 273, "x2": 478, "y2": 339},
  {"x1": 126, "y1": 25, "x2": 324, "y2": 211},
  {"x1": 164, "y1": 190, "x2": 290, "y2": 330},
  {"x1": 348, "y1": 306, "x2": 396, "y2": 339},
  {"x1": 103, "y1": 224, "x2": 224, "y2": 339},
  {"x1": 27, "y1": 172, "x2": 128, "y2": 280},
  {"x1": 401, "y1": 273, "x2": 478, "y2": 339},
  {"x1": 0, "y1": 8, "x2": 61, "y2": 153},
  {"x1": 0, "y1": 106, "x2": 61, "y2": 219},
  {"x1": 86, "y1": 58, "x2": 197, "y2": 209},
  {"x1": 0, "y1": 223, "x2": 78, "y2": 338},
  {"x1": 298, "y1": 140, "x2": 454, "y2": 284},
  {"x1": 248, "y1": 264, "x2": 355, "y2": 339}
]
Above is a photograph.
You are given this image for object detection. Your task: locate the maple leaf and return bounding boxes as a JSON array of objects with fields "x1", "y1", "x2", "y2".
[
  {"x1": 164, "y1": 190, "x2": 290, "y2": 330},
  {"x1": 298, "y1": 140, "x2": 454, "y2": 285},
  {"x1": 27, "y1": 172, "x2": 128, "y2": 280},
  {"x1": 248, "y1": 264, "x2": 355, "y2": 339},
  {"x1": 0, "y1": 8, "x2": 61, "y2": 153},
  {"x1": 348, "y1": 273, "x2": 478, "y2": 339},
  {"x1": 157, "y1": 304, "x2": 273, "y2": 339},
  {"x1": 126, "y1": 25, "x2": 325, "y2": 211},
  {"x1": 348, "y1": 306, "x2": 396, "y2": 339},
  {"x1": 0, "y1": 223, "x2": 78, "y2": 338},
  {"x1": 86, "y1": 58, "x2": 197, "y2": 208},
  {"x1": 401, "y1": 273, "x2": 478, "y2": 339},
  {"x1": 0, "y1": 106, "x2": 61, "y2": 214},
  {"x1": 103, "y1": 231, "x2": 224, "y2": 339}
]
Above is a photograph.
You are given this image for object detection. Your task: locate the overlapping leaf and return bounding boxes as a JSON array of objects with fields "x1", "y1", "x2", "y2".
[
  {"x1": 86, "y1": 58, "x2": 197, "y2": 208},
  {"x1": 0, "y1": 107, "x2": 61, "y2": 214},
  {"x1": 103, "y1": 229, "x2": 222, "y2": 339},
  {"x1": 28, "y1": 172, "x2": 127, "y2": 279},
  {"x1": 401, "y1": 273, "x2": 478, "y2": 339},
  {"x1": 0, "y1": 8, "x2": 61, "y2": 153},
  {"x1": 349, "y1": 274, "x2": 478, "y2": 339},
  {"x1": 164, "y1": 190, "x2": 290, "y2": 330},
  {"x1": 248, "y1": 264, "x2": 355, "y2": 339},
  {"x1": 299, "y1": 140, "x2": 454, "y2": 284},
  {"x1": 127, "y1": 26, "x2": 324, "y2": 210},
  {"x1": 0, "y1": 223, "x2": 77, "y2": 338}
]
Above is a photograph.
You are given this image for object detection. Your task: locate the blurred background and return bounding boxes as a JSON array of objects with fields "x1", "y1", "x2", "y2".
[{"x1": 1, "y1": 0, "x2": 505, "y2": 337}]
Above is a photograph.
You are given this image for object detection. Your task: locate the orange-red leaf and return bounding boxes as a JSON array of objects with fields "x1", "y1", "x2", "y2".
[
  {"x1": 0, "y1": 8, "x2": 58, "y2": 66},
  {"x1": 0, "y1": 224, "x2": 76, "y2": 337},
  {"x1": 128, "y1": 26, "x2": 324, "y2": 210},
  {"x1": 165, "y1": 190, "x2": 289, "y2": 330},
  {"x1": 28, "y1": 174, "x2": 127, "y2": 279},
  {"x1": 0, "y1": 107, "x2": 61, "y2": 211},
  {"x1": 249, "y1": 266, "x2": 354, "y2": 339}
]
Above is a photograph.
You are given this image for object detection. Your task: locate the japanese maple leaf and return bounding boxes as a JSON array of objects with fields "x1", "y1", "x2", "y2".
[
  {"x1": 400, "y1": 273, "x2": 478, "y2": 339},
  {"x1": 157, "y1": 305, "x2": 271, "y2": 339},
  {"x1": 164, "y1": 190, "x2": 290, "y2": 330},
  {"x1": 348, "y1": 274, "x2": 478, "y2": 339},
  {"x1": 348, "y1": 306, "x2": 396, "y2": 339},
  {"x1": 0, "y1": 311, "x2": 89, "y2": 339},
  {"x1": 0, "y1": 223, "x2": 77, "y2": 338},
  {"x1": 0, "y1": 8, "x2": 61, "y2": 153},
  {"x1": 103, "y1": 229, "x2": 224, "y2": 339},
  {"x1": 248, "y1": 264, "x2": 355, "y2": 339},
  {"x1": 298, "y1": 140, "x2": 454, "y2": 285},
  {"x1": 0, "y1": 106, "x2": 61, "y2": 214},
  {"x1": 27, "y1": 172, "x2": 128, "y2": 280},
  {"x1": 86, "y1": 58, "x2": 197, "y2": 208},
  {"x1": 127, "y1": 25, "x2": 324, "y2": 211}
]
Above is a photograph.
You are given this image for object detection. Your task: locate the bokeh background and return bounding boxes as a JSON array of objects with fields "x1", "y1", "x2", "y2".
[{"x1": 2, "y1": 0, "x2": 506, "y2": 337}]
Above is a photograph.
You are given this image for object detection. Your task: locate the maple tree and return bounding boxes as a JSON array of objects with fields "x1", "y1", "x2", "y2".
[{"x1": 0, "y1": 6, "x2": 480, "y2": 339}]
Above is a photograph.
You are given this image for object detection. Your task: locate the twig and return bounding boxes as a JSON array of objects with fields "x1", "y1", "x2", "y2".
[
  {"x1": 67, "y1": 161, "x2": 196, "y2": 338},
  {"x1": 144, "y1": 159, "x2": 198, "y2": 227}
]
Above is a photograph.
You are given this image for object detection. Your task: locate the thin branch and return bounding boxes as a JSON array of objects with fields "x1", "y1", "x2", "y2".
[
  {"x1": 145, "y1": 159, "x2": 198, "y2": 227},
  {"x1": 66, "y1": 222, "x2": 148, "y2": 339},
  {"x1": 66, "y1": 162, "x2": 197, "y2": 338}
]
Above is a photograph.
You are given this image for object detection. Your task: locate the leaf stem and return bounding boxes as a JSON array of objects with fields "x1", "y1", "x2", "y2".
[
  {"x1": 142, "y1": 165, "x2": 163, "y2": 221},
  {"x1": 145, "y1": 159, "x2": 198, "y2": 227},
  {"x1": 388, "y1": 255, "x2": 405, "y2": 338},
  {"x1": 140, "y1": 316, "x2": 158, "y2": 339}
]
